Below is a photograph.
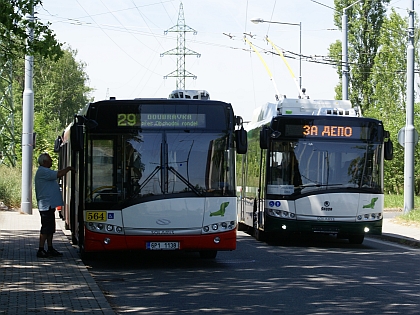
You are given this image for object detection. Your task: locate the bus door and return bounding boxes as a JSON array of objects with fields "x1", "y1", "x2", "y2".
[
  {"x1": 257, "y1": 149, "x2": 266, "y2": 230},
  {"x1": 86, "y1": 138, "x2": 118, "y2": 204}
]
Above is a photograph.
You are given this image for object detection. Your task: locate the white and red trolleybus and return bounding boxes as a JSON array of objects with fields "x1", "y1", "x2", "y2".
[{"x1": 56, "y1": 90, "x2": 247, "y2": 259}]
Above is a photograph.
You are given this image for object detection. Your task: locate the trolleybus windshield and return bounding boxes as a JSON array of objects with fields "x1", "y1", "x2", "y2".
[
  {"x1": 266, "y1": 113, "x2": 385, "y2": 197},
  {"x1": 267, "y1": 139, "x2": 382, "y2": 196}
]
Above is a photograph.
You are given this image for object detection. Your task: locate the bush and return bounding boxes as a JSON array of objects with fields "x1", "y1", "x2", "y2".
[{"x1": 0, "y1": 165, "x2": 37, "y2": 209}]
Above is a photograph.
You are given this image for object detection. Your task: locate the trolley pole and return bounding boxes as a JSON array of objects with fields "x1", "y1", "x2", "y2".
[
  {"x1": 21, "y1": 9, "x2": 34, "y2": 215},
  {"x1": 404, "y1": 0, "x2": 415, "y2": 214}
]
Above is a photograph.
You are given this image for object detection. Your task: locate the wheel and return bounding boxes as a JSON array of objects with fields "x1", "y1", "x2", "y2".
[
  {"x1": 237, "y1": 222, "x2": 247, "y2": 231},
  {"x1": 254, "y1": 228, "x2": 266, "y2": 242},
  {"x1": 348, "y1": 234, "x2": 365, "y2": 244},
  {"x1": 79, "y1": 244, "x2": 96, "y2": 260},
  {"x1": 71, "y1": 231, "x2": 78, "y2": 245},
  {"x1": 199, "y1": 250, "x2": 217, "y2": 259}
]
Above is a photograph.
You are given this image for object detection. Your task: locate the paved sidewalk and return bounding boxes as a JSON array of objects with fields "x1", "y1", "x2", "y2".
[{"x1": 0, "y1": 208, "x2": 115, "y2": 315}]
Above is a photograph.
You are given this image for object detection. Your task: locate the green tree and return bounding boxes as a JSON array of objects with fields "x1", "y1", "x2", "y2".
[
  {"x1": 329, "y1": 0, "x2": 390, "y2": 111},
  {"x1": 0, "y1": 0, "x2": 63, "y2": 167},
  {"x1": 0, "y1": 0, "x2": 62, "y2": 60},
  {"x1": 366, "y1": 10, "x2": 420, "y2": 194},
  {"x1": 34, "y1": 48, "x2": 92, "y2": 127},
  {"x1": 12, "y1": 48, "x2": 92, "y2": 163}
]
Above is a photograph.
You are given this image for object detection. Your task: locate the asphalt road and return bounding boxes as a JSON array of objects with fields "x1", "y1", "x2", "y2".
[{"x1": 83, "y1": 231, "x2": 420, "y2": 315}]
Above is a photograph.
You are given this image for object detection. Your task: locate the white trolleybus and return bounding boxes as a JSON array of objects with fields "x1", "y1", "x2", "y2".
[
  {"x1": 56, "y1": 90, "x2": 247, "y2": 258},
  {"x1": 237, "y1": 97, "x2": 393, "y2": 244}
]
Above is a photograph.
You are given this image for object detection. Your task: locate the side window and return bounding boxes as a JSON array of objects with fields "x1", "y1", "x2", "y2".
[{"x1": 86, "y1": 139, "x2": 116, "y2": 202}]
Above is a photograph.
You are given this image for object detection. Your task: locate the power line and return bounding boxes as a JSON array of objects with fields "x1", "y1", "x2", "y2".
[{"x1": 74, "y1": 0, "x2": 162, "y2": 76}]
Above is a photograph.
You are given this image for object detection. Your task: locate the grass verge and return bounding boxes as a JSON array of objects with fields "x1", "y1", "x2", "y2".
[
  {"x1": 384, "y1": 194, "x2": 420, "y2": 225},
  {"x1": 0, "y1": 165, "x2": 37, "y2": 209}
]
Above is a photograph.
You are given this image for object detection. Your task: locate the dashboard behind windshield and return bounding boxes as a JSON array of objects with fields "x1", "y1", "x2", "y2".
[{"x1": 268, "y1": 139, "x2": 382, "y2": 195}]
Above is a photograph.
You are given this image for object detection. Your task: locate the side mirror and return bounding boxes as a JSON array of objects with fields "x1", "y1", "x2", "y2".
[
  {"x1": 260, "y1": 126, "x2": 269, "y2": 149},
  {"x1": 235, "y1": 126, "x2": 248, "y2": 154},
  {"x1": 384, "y1": 139, "x2": 393, "y2": 160},
  {"x1": 70, "y1": 118, "x2": 84, "y2": 152},
  {"x1": 54, "y1": 136, "x2": 62, "y2": 152}
]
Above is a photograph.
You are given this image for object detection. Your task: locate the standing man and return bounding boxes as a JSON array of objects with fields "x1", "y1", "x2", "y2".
[{"x1": 34, "y1": 152, "x2": 74, "y2": 258}]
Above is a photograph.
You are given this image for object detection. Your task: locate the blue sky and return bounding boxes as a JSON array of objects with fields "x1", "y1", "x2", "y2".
[{"x1": 38, "y1": 0, "x2": 415, "y2": 121}]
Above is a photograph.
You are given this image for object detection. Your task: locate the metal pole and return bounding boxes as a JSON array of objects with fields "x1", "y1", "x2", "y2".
[
  {"x1": 342, "y1": 12, "x2": 348, "y2": 100},
  {"x1": 404, "y1": 0, "x2": 415, "y2": 214},
  {"x1": 21, "y1": 9, "x2": 34, "y2": 215},
  {"x1": 299, "y1": 22, "x2": 302, "y2": 90}
]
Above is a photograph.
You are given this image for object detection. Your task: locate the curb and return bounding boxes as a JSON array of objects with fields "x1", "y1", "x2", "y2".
[{"x1": 369, "y1": 233, "x2": 420, "y2": 248}]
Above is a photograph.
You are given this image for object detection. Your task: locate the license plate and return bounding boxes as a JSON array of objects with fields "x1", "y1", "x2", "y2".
[
  {"x1": 146, "y1": 242, "x2": 179, "y2": 250},
  {"x1": 86, "y1": 211, "x2": 107, "y2": 221}
]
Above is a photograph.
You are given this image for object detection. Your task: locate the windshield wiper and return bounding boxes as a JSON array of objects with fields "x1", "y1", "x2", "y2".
[
  {"x1": 168, "y1": 166, "x2": 202, "y2": 196},
  {"x1": 133, "y1": 165, "x2": 202, "y2": 198}
]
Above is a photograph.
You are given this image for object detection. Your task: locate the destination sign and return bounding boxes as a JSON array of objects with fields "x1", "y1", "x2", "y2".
[
  {"x1": 117, "y1": 113, "x2": 206, "y2": 128},
  {"x1": 303, "y1": 125, "x2": 353, "y2": 137},
  {"x1": 284, "y1": 124, "x2": 363, "y2": 139}
]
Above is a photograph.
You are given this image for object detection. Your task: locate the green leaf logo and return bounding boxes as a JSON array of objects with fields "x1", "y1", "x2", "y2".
[
  {"x1": 363, "y1": 197, "x2": 378, "y2": 209},
  {"x1": 210, "y1": 202, "x2": 229, "y2": 217}
]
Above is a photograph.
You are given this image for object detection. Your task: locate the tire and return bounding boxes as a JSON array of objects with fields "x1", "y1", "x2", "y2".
[
  {"x1": 348, "y1": 234, "x2": 365, "y2": 244},
  {"x1": 71, "y1": 231, "x2": 78, "y2": 245},
  {"x1": 254, "y1": 228, "x2": 265, "y2": 242},
  {"x1": 79, "y1": 244, "x2": 96, "y2": 260},
  {"x1": 199, "y1": 250, "x2": 217, "y2": 259},
  {"x1": 237, "y1": 222, "x2": 247, "y2": 232}
]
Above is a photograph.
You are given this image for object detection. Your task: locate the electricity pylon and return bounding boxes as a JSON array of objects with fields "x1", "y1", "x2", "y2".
[
  {"x1": 160, "y1": 3, "x2": 200, "y2": 90},
  {"x1": 0, "y1": 59, "x2": 16, "y2": 167}
]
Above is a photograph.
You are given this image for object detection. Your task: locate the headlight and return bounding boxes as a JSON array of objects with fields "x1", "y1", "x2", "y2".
[
  {"x1": 267, "y1": 209, "x2": 295, "y2": 220},
  {"x1": 86, "y1": 222, "x2": 123, "y2": 234},
  {"x1": 203, "y1": 221, "x2": 237, "y2": 234},
  {"x1": 356, "y1": 213, "x2": 382, "y2": 221}
]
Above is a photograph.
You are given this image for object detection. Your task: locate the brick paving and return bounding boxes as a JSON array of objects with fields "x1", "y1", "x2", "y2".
[{"x1": 0, "y1": 209, "x2": 115, "y2": 315}]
